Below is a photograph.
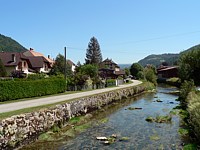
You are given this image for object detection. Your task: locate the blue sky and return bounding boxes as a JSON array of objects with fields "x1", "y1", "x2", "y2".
[{"x1": 1, "y1": 1, "x2": 200, "y2": 64}]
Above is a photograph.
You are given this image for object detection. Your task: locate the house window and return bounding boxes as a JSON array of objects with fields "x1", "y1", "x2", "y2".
[
  {"x1": 24, "y1": 62, "x2": 26, "y2": 67},
  {"x1": 45, "y1": 64, "x2": 48, "y2": 71}
]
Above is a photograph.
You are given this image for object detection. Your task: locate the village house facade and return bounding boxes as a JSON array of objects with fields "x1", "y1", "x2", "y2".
[
  {"x1": 0, "y1": 49, "x2": 54, "y2": 76},
  {"x1": 157, "y1": 66, "x2": 179, "y2": 78},
  {"x1": 99, "y1": 58, "x2": 125, "y2": 79}
]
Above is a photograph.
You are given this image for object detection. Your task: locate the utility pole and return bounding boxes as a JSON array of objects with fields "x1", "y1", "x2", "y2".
[{"x1": 64, "y1": 47, "x2": 67, "y2": 81}]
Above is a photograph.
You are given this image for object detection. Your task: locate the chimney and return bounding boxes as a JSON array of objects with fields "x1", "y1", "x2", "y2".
[
  {"x1": 30, "y1": 48, "x2": 34, "y2": 51},
  {"x1": 48, "y1": 55, "x2": 50, "y2": 59},
  {"x1": 12, "y1": 54, "x2": 16, "y2": 62}
]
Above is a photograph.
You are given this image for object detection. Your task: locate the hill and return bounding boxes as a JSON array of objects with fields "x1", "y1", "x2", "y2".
[
  {"x1": 180, "y1": 44, "x2": 200, "y2": 54},
  {"x1": 138, "y1": 53, "x2": 179, "y2": 67},
  {"x1": 118, "y1": 64, "x2": 131, "y2": 69},
  {"x1": 0, "y1": 34, "x2": 27, "y2": 52}
]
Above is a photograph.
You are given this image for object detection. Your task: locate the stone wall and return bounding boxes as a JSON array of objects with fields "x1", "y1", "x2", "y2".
[{"x1": 0, "y1": 84, "x2": 147, "y2": 149}]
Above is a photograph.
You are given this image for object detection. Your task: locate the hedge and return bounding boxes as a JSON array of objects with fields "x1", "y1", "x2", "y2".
[{"x1": 0, "y1": 78, "x2": 66, "y2": 102}]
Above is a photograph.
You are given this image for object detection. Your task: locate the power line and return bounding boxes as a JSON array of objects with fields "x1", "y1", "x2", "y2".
[
  {"x1": 112, "y1": 30, "x2": 200, "y2": 45},
  {"x1": 67, "y1": 30, "x2": 200, "y2": 54}
]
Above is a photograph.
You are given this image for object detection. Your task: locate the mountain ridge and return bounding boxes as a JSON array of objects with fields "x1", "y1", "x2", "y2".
[
  {"x1": 0, "y1": 34, "x2": 27, "y2": 52},
  {"x1": 138, "y1": 44, "x2": 200, "y2": 67}
]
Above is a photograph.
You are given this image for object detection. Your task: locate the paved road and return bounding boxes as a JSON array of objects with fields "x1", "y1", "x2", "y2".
[{"x1": 0, "y1": 80, "x2": 142, "y2": 113}]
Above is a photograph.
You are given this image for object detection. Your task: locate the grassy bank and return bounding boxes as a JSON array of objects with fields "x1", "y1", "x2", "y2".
[{"x1": 176, "y1": 81, "x2": 200, "y2": 149}]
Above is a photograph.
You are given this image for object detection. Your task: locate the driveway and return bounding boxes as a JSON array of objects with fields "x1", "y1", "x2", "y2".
[{"x1": 0, "y1": 80, "x2": 142, "y2": 113}]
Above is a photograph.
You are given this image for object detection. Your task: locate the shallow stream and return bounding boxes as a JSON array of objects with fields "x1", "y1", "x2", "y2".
[{"x1": 21, "y1": 85, "x2": 184, "y2": 150}]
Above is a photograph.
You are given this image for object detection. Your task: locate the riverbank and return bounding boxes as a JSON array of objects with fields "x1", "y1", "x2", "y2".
[
  {"x1": 22, "y1": 84, "x2": 182, "y2": 150},
  {"x1": 0, "y1": 81, "x2": 153, "y2": 149},
  {"x1": 0, "y1": 80, "x2": 142, "y2": 114}
]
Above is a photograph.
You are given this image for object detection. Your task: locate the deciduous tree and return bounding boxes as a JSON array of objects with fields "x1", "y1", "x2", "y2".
[
  {"x1": 178, "y1": 49, "x2": 200, "y2": 84},
  {"x1": 130, "y1": 63, "x2": 143, "y2": 79},
  {"x1": 50, "y1": 54, "x2": 72, "y2": 76}
]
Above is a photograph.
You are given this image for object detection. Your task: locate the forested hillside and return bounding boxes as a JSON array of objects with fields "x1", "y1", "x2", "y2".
[
  {"x1": 0, "y1": 34, "x2": 27, "y2": 52},
  {"x1": 138, "y1": 53, "x2": 179, "y2": 67}
]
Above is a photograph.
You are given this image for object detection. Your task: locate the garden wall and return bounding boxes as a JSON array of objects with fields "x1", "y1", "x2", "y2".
[{"x1": 0, "y1": 82, "x2": 151, "y2": 149}]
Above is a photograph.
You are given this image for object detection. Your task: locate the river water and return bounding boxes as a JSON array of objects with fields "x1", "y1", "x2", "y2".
[{"x1": 21, "y1": 85, "x2": 184, "y2": 150}]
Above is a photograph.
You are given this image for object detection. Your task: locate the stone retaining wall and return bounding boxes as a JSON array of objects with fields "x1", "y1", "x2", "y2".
[{"x1": 0, "y1": 84, "x2": 147, "y2": 149}]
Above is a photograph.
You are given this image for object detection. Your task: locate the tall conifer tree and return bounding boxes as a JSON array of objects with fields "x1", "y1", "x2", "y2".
[{"x1": 85, "y1": 37, "x2": 102, "y2": 65}]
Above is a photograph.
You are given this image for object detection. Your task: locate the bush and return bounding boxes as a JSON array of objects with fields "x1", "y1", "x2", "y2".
[
  {"x1": 179, "y1": 80, "x2": 195, "y2": 108},
  {"x1": 187, "y1": 91, "x2": 200, "y2": 143},
  {"x1": 27, "y1": 73, "x2": 46, "y2": 80},
  {"x1": 143, "y1": 68, "x2": 157, "y2": 85},
  {"x1": 106, "y1": 79, "x2": 116, "y2": 87},
  {"x1": 0, "y1": 78, "x2": 66, "y2": 101}
]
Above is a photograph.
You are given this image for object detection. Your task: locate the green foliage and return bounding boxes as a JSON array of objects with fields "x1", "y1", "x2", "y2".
[
  {"x1": 79, "y1": 64, "x2": 98, "y2": 78},
  {"x1": 106, "y1": 79, "x2": 116, "y2": 87},
  {"x1": 85, "y1": 37, "x2": 103, "y2": 65},
  {"x1": 0, "y1": 77, "x2": 66, "y2": 101},
  {"x1": 138, "y1": 53, "x2": 179, "y2": 67},
  {"x1": 146, "y1": 115, "x2": 172, "y2": 123},
  {"x1": 178, "y1": 128, "x2": 189, "y2": 136},
  {"x1": 130, "y1": 63, "x2": 144, "y2": 78},
  {"x1": 0, "y1": 34, "x2": 27, "y2": 52},
  {"x1": 178, "y1": 48, "x2": 200, "y2": 85},
  {"x1": 67, "y1": 64, "x2": 101, "y2": 89},
  {"x1": 183, "y1": 144, "x2": 197, "y2": 150},
  {"x1": 11, "y1": 70, "x2": 26, "y2": 78},
  {"x1": 187, "y1": 91, "x2": 200, "y2": 143},
  {"x1": 27, "y1": 73, "x2": 46, "y2": 80},
  {"x1": 124, "y1": 67, "x2": 130, "y2": 77},
  {"x1": 49, "y1": 54, "x2": 72, "y2": 76},
  {"x1": 143, "y1": 66, "x2": 157, "y2": 85},
  {"x1": 0, "y1": 58, "x2": 7, "y2": 77},
  {"x1": 179, "y1": 80, "x2": 195, "y2": 108}
]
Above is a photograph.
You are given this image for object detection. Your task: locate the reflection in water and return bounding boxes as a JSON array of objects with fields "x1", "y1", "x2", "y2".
[{"x1": 21, "y1": 86, "x2": 183, "y2": 150}]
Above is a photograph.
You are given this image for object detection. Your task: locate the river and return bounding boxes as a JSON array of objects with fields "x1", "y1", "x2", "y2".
[{"x1": 21, "y1": 85, "x2": 184, "y2": 150}]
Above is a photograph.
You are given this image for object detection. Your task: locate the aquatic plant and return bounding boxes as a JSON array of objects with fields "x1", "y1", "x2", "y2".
[
  {"x1": 145, "y1": 115, "x2": 172, "y2": 123},
  {"x1": 178, "y1": 128, "x2": 189, "y2": 137},
  {"x1": 150, "y1": 134, "x2": 160, "y2": 141}
]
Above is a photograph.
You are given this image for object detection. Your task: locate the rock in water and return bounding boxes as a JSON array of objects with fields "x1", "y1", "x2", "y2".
[{"x1": 96, "y1": 137, "x2": 108, "y2": 140}]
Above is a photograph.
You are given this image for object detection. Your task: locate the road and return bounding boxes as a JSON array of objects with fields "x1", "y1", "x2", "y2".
[{"x1": 0, "y1": 80, "x2": 142, "y2": 113}]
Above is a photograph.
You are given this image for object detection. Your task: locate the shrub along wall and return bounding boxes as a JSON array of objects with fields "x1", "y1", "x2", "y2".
[
  {"x1": 0, "y1": 82, "x2": 154, "y2": 149},
  {"x1": 0, "y1": 78, "x2": 66, "y2": 102},
  {"x1": 187, "y1": 91, "x2": 200, "y2": 144}
]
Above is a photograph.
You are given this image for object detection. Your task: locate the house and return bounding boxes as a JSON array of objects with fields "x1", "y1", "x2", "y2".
[
  {"x1": 27, "y1": 56, "x2": 51, "y2": 73},
  {"x1": 0, "y1": 52, "x2": 30, "y2": 75},
  {"x1": 0, "y1": 49, "x2": 54, "y2": 76},
  {"x1": 99, "y1": 58, "x2": 125, "y2": 79},
  {"x1": 23, "y1": 48, "x2": 54, "y2": 67},
  {"x1": 157, "y1": 66, "x2": 179, "y2": 78},
  {"x1": 67, "y1": 59, "x2": 76, "y2": 72}
]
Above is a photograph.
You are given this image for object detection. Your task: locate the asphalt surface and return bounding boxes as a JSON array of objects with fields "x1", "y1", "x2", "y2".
[{"x1": 0, "y1": 80, "x2": 142, "y2": 113}]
